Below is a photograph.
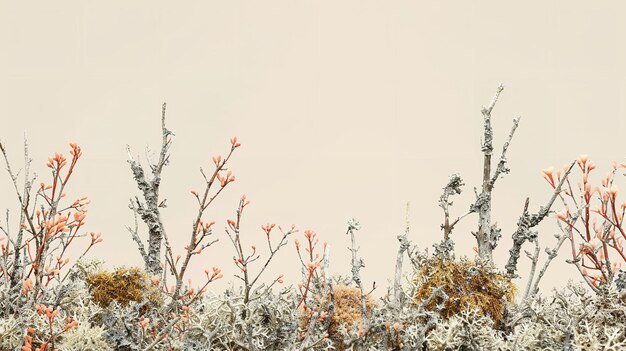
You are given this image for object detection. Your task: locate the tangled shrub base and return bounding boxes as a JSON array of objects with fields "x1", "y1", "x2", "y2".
[{"x1": 4, "y1": 261, "x2": 626, "y2": 350}]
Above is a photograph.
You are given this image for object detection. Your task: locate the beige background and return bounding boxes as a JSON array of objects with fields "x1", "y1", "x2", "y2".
[{"x1": 1, "y1": 1, "x2": 625, "y2": 298}]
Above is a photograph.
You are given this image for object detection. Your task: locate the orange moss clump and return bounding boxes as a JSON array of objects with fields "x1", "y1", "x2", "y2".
[
  {"x1": 413, "y1": 258, "x2": 515, "y2": 327},
  {"x1": 86, "y1": 267, "x2": 161, "y2": 313},
  {"x1": 301, "y1": 285, "x2": 376, "y2": 350}
]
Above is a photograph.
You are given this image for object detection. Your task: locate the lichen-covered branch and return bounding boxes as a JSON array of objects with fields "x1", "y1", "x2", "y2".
[
  {"x1": 474, "y1": 83, "x2": 521, "y2": 260},
  {"x1": 506, "y1": 161, "x2": 576, "y2": 278},
  {"x1": 439, "y1": 174, "x2": 470, "y2": 243},
  {"x1": 126, "y1": 103, "x2": 173, "y2": 276},
  {"x1": 0, "y1": 135, "x2": 35, "y2": 288},
  {"x1": 393, "y1": 203, "x2": 411, "y2": 306},
  {"x1": 346, "y1": 218, "x2": 368, "y2": 350}
]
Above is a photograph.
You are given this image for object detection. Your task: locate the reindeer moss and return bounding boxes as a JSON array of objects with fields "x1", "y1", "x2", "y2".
[
  {"x1": 413, "y1": 258, "x2": 515, "y2": 327},
  {"x1": 85, "y1": 267, "x2": 161, "y2": 313}
]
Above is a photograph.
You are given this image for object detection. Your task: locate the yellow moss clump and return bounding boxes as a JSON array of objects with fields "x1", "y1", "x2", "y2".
[
  {"x1": 86, "y1": 267, "x2": 161, "y2": 313},
  {"x1": 413, "y1": 258, "x2": 515, "y2": 327},
  {"x1": 330, "y1": 285, "x2": 376, "y2": 335},
  {"x1": 300, "y1": 285, "x2": 376, "y2": 350}
]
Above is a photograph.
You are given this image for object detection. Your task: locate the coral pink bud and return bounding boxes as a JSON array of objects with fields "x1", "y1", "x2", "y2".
[
  {"x1": 22, "y1": 278, "x2": 33, "y2": 295},
  {"x1": 65, "y1": 320, "x2": 78, "y2": 330},
  {"x1": 217, "y1": 173, "x2": 226, "y2": 187},
  {"x1": 542, "y1": 167, "x2": 555, "y2": 188},
  {"x1": 555, "y1": 210, "x2": 568, "y2": 221},
  {"x1": 240, "y1": 194, "x2": 250, "y2": 207},
  {"x1": 139, "y1": 316, "x2": 150, "y2": 328},
  {"x1": 306, "y1": 261, "x2": 320, "y2": 271},
  {"x1": 318, "y1": 311, "x2": 329, "y2": 322},
  {"x1": 588, "y1": 161, "x2": 596, "y2": 171},
  {"x1": 262, "y1": 223, "x2": 276, "y2": 237},
  {"x1": 542, "y1": 167, "x2": 554, "y2": 177},
  {"x1": 212, "y1": 155, "x2": 222, "y2": 166},
  {"x1": 230, "y1": 137, "x2": 241, "y2": 148}
]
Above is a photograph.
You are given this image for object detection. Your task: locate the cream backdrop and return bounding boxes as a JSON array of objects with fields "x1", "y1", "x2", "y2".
[{"x1": 1, "y1": 1, "x2": 625, "y2": 299}]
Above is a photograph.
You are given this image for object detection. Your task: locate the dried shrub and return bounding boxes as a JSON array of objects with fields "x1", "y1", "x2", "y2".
[
  {"x1": 86, "y1": 267, "x2": 161, "y2": 313},
  {"x1": 543, "y1": 155, "x2": 626, "y2": 292},
  {"x1": 413, "y1": 257, "x2": 515, "y2": 326}
]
